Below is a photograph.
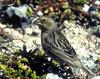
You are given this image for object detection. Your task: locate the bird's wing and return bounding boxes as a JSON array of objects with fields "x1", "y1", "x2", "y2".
[
  {"x1": 42, "y1": 30, "x2": 77, "y2": 61},
  {"x1": 57, "y1": 31, "x2": 77, "y2": 58}
]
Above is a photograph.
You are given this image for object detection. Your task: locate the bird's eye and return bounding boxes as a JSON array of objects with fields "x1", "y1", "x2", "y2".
[
  {"x1": 57, "y1": 22, "x2": 61, "y2": 27},
  {"x1": 42, "y1": 19, "x2": 46, "y2": 22}
]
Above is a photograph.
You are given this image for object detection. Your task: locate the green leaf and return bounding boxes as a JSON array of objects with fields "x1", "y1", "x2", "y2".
[{"x1": 31, "y1": 71, "x2": 37, "y2": 79}]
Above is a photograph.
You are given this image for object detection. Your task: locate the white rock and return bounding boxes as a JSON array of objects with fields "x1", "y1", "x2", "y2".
[
  {"x1": 83, "y1": 4, "x2": 90, "y2": 12},
  {"x1": 77, "y1": 47, "x2": 87, "y2": 57},
  {"x1": 46, "y1": 73, "x2": 63, "y2": 79},
  {"x1": 15, "y1": 4, "x2": 29, "y2": 17},
  {"x1": 4, "y1": 28, "x2": 23, "y2": 40},
  {"x1": 0, "y1": 23, "x2": 6, "y2": 28},
  {"x1": 91, "y1": 76, "x2": 100, "y2": 79},
  {"x1": 63, "y1": 20, "x2": 68, "y2": 26},
  {"x1": 73, "y1": 27, "x2": 79, "y2": 34},
  {"x1": 90, "y1": 52, "x2": 99, "y2": 60},
  {"x1": 37, "y1": 10, "x2": 43, "y2": 16},
  {"x1": 95, "y1": 0, "x2": 100, "y2": 5},
  {"x1": 25, "y1": 27, "x2": 33, "y2": 35},
  {"x1": 32, "y1": 25, "x2": 41, "y2": 35},
  {"x1": 12, "y1": 40, "x2": 24, "y2": 48}
]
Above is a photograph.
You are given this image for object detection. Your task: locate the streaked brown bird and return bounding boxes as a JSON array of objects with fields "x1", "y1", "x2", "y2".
[{"x1": 35, "y1": 16, "x2": 95, "y2": 77}]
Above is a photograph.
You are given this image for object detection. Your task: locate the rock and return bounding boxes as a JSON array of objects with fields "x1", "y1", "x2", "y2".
[
  {"x1": 96, "y1": 49, "x2": 100, "y2": 53},
  {"x1": 62, "y1": 21, "x2": 100, "y2": 60},
  {"x1": 3, "y1": 28, "x2": 23, "y2": 40},
  {"x1": 83, "y1": 4, "x2": 90, "y2": 12},
  {"x1": 37, "y1": 10, "x2": 43, "y2": 16},
  {"x1": 46, "y1": 73, "x2": 63, "y2": 79},
  {"x1": 95, "y1": 0, "x2": 100, "y2": 5},
  {"x1": 12, "y1": 40, "x2": 24, "y2": 49},
  {"x1": 24, "y1": 27, "x2": 33, "y2": 35},
  {"x1": 0, "y1": 23, "x2": 6, "y2": 28},
  {"x1": 31, "y1": 25, "x2": 41, "y2": 36},
  {"x1": 92, "y1": 76, "x2": 100, "y2": 79},
  {"x1": 82, "y1": 58, "x2": 96, "y2": 69}
]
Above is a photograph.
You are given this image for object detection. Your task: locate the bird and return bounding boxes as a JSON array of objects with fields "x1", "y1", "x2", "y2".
[{"x1": 35, "y1": 16, "x2": 95, "y2": 77}]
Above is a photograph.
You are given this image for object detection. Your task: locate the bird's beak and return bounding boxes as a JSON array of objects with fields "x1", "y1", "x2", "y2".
[
  {"x1": 32, "y1": 17, "x2": 42, "y2": 26},
  {"x1": 33, "y1": 17, "x2": 45, "y2": 30}
]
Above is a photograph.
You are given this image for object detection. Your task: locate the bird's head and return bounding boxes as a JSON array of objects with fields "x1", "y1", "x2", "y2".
[
  {"x1": 34, "y1": 16, "x2": 66, "y2": 32},
  {"x1": 34, "y1": 16, "x2": 57, "y2": 31}
]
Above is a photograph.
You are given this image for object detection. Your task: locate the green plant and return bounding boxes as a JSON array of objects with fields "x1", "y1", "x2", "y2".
[{"x1": 73, "y1": 0, "x2": 89, "y2": 4}]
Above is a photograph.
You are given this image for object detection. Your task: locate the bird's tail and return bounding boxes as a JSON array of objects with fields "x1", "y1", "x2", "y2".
[
  {"x1": 77, "y1": 58, "x2": 95, "y2": 77},
  {"x1": 81, "y1": 63, "x2": 95, "y2": 77}
]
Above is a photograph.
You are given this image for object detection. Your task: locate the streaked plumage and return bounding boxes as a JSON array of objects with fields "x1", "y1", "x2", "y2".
[{"x1": 36, "y1": 16, "x2": 95, "y2": 77}]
